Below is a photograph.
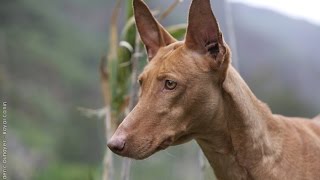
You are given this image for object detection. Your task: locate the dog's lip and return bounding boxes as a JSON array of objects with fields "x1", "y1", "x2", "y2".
[
  {"x1": 108, "y1": 139, "x2": 168, "y2": 160},
  {"x1": 109, "y1": 145, "x2": 151, "y2": 160},
  {"x1": 109, "y1": 136, "x2": 176, "y2": 159}
]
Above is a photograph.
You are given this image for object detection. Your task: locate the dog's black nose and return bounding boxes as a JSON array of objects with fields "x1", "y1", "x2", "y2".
[{"x1": 107, "y1": 138, "x2": 125, "y2": 153}]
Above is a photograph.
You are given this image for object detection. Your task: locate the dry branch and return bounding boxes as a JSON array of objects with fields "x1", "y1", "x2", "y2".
[
  {"x1": 120, "y1": 30, "x2": 143, "y2": 180},
  {"x1": 224, "y1": 0, "x2": 240, "y2": 70},
  {"x1": 101, "y1": 1, "x2": 122, "y2": 179},
  {"x1": 100, "y1": 56, "x2": 115, "y2": 180},
  {"x1": 159, "y1": 0, "x2": 184, "y2": 21}
]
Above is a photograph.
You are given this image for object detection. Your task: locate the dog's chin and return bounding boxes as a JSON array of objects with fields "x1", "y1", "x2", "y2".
[
  {"x1": 122, "y1": 146, "x2": 165, "y2": 160},
  {"x1": 171, "y1": 133, "x2": 194, "y2": 146},
  {"x1": 128, "y1": 152, "x2": 154, "y2": 160}
]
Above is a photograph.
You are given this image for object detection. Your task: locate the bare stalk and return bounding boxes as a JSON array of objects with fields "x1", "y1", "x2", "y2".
[
  {"x1": 103, "y1": 107, "x2": 114, "y2": 180},
  {"x1": 159, "y1": 0, "x2": 184, "y2": 21},
  {"x1": 120, "y1": 157, "x2": 132, "y2": 180},
  {"x1": 100, "y1": 57, "x2": 115, "y2": 180},
  {"x1": 224, "y1": 0, "x2": 240, "y2": 71},
  {"x1": 120, "y1": 31, "x2": 142, "y2": 180},
  {"x1": 100, "y1": 0, "x2": 122, "y2": 179}
]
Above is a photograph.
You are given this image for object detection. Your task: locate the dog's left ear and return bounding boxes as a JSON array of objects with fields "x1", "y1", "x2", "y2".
[
  {"x1": 185, "y1": 0, "x2": 227, "y2": 70},
  {"x1": 134, "y1": 0, "x2": 177, "y2": 61}
]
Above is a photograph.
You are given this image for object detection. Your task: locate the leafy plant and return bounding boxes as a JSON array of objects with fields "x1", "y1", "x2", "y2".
[{"x1": 99, "y1": 0, "x2": 186, "y2": 179}]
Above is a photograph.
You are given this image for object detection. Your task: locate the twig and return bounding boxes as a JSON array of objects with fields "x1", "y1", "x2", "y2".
[
  {"x1": 102, "y1": 107, "x2": 115, "y2": 180},
  {"x1": 100, "y1": 56, "x2": 114, "y2": 180},
  {"x1": 77, "y1": 107, "x2": 106, "y2": 119},
  {"x1": 120, "y1": 158, "x2": 132, "y2": 180},
  {"x1": 109, "y1": 0, "x2": 122, "y2": 60},
  {"x1": 120, "y1": 31, "x2": 142, "y2": 180},
  {"x1": 101, "y1": 0, "x2": 122, "y2": 179},
  {"x1": 159, "y1": 0, "x2": 184, "y2": 21},
  {"x1": 128, "y1": 33, "x2": 141, "y2": 110},
  {"x1": 224, "y1": 0, "x2": 240, "y2": 71}
]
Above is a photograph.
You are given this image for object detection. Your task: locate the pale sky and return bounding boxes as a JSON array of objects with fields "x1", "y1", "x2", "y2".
[{"x1": 230, "y1": 0, "x2": 320, "y2": 25}]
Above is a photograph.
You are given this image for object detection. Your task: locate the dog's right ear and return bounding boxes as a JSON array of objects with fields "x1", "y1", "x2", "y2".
[{"x1": 134, "y1": 0, "x2": 177, "y2": 61}]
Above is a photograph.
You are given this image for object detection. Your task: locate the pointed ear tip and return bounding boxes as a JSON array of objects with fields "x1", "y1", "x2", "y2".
[
  {"x1": 133, "y1": 0, "x2": 144, "y2": 7},
  {"x1": 190, "y1": 0, "x2": 211, "y2": 5},
  {"x1": 189, "y1": 1, "x2": 214, "y2": 16},
  {"x1": 133, "y1": 0, "x2": 138, "y2": 7},
  {"x1": 133, "y1": 0, "x2": 150, "y2": 14},
  {"x1": 188, "y1": 0, "x2": 217, "y2": 23}
]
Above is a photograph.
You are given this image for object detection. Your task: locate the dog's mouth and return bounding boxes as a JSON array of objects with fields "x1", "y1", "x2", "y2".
[
  {"x1": 127, "y1": 137, "x2": 176, "y2": 159},
  {"x1": 111, "y1": 132, "x2": 194, "y2": 160},
  {"x1": 155, "y1": 132, "x2": 194, "y2": 150},
  {"x1": 110, "y1": 137, "x2": 174, "y2": 160}
]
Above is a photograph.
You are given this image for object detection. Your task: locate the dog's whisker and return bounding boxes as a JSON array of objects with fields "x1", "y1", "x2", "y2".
[{"x1": 162, "y1": 150, "x2": 176, "y2": 158}]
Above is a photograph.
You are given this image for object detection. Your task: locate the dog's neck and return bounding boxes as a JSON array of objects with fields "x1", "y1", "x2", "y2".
[{"x1": 196, "y1": 66, "x2": 279, "y2": 179}]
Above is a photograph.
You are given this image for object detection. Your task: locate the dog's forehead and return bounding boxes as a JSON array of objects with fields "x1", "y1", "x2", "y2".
[
  {"x1": 140, "y1": 42, "x2": 186, "y2": 78},
  {"x1": 162, "y1": 41, "x2": 184, "y2": 56},
  {"x1": 151, "y1": 41, "x2": 185, "y2": 65}
]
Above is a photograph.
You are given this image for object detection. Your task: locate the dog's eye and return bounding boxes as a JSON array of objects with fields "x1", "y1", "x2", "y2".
[{"x1": 165, "y1": 80, "x2": 177, "y2": 90}]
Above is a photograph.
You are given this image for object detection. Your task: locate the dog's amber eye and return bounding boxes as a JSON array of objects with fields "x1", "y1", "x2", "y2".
[{"x1": 165, "y1": 80, "x2": 177, "y2": 90}]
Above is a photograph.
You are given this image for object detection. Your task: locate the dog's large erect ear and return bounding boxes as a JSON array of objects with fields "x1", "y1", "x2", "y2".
[
  {"x1": 133, "y1": 0, "x2": 176, "y2": 60},
  {"x1": 185, "y1": 0, "x2": 226, "y2": 69}
]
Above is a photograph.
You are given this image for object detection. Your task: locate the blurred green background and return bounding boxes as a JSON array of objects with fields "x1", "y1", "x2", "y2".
[{"x1": 1, "y1": 0, "x2": 319, "y2": 179}]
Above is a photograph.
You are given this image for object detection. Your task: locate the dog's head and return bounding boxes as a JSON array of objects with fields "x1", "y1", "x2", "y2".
[{"x1": 107, "y1": 0, "x2": 230, "y2": 159}]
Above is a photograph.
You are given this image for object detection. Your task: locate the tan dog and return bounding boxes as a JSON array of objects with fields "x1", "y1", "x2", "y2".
[{"x1": 107, "y1": 0, "x2": 320, "y2": 179}]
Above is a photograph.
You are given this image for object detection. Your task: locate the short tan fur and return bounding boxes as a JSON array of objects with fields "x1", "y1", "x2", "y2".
[{"x1": 108, "y1": 0, "x2": 320, "y2": 179}]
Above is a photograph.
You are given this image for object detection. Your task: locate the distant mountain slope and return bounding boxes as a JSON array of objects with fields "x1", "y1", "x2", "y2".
[{"x1": 231, "y1": 3, "x2": 320, "y2": 117}]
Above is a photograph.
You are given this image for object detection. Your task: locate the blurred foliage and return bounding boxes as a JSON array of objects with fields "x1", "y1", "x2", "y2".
[
  {"x1": 34, "y1": 163, "x2": 99, "y2": 180},
  {"x1": 101, "y1": 1, "x2": 189, "y2": 179},
  {"x1": 1, "y1": 0, "x2": 192, "y2": 179},
  {"x1": 1, "y1": 0, "x2": 106, "y2": 179},
  {"x1": 104, "y1": 0, "x2": 187, "y2": 121},
  {"x1": 1, "y1": 0, "x2": 319, "y2": 179}
]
